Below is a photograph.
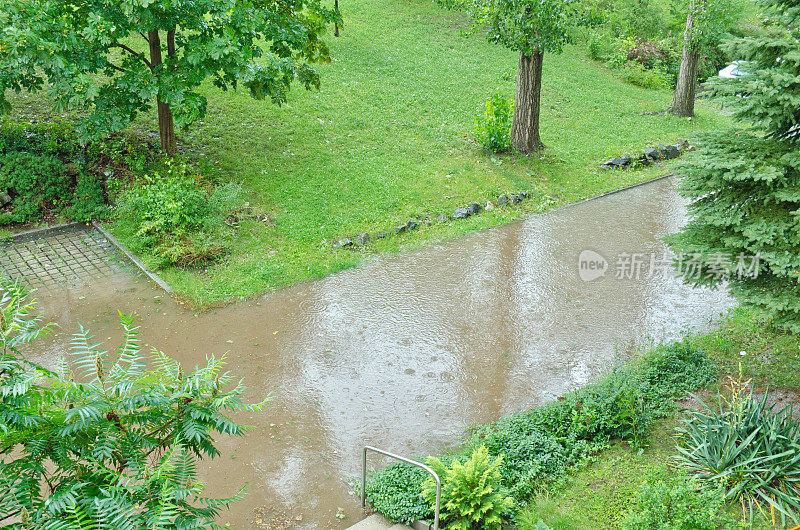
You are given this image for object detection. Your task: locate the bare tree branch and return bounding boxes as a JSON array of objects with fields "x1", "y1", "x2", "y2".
[
  {"x1": 106, "y1": 61, "x2": 126, "y2": 74},
  {"x1": 113, "y1": 43, "x2": 152, "y2": 70}
]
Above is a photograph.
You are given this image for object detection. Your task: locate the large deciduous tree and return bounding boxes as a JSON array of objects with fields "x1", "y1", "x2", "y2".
[
  {"x1": 0, "y1": 0, "x2": 340, "y2": 154},
  {"x1": 441, "y1": 0, "x2": 577, "y2": 153},
  {"x1": 668, "y1": 0, "x2": 741, "y2": 116},
  {"x1": 667, "y1": 0, "x2": 800, "y2": 331}
]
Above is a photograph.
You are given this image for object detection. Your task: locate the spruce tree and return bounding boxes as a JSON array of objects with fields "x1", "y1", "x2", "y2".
[{"x1": 667, "y1": 0, "x2": 800, "y2": 331}]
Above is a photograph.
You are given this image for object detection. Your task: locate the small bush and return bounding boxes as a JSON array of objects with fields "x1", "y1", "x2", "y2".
[
  {"x1": 638, "y1": 341, "x2": 718, "y2": 416},
  {"x1": 117, "y1": 163, "x2": 235, "y2": 267},
  {"x1": 622, "y1": 64, "x2": 671, "y2": 90},
  {"x1": 64, "y1": 173, "x2": 108, "y2": 221},
  {"x1": 423, "y1": 446, "x2": 514, "y2": 530},
  {"x1": 86, "y1": 132, "x2": 155, "y2": 176},
  {"x1": 474, "y1": 91, "x2": 514, "y2": 153},
  {"x1": 626, "y1": 39, "x2": 669, "y2": 70},
  {"x1": 365, "y1": 462, "x2": 432, "y2": 524},
  {"x1": 0, "y1": 151, "x2": 71, "y2": 224},
  {"x1": 674, "y1": 383, "x2": 800, "y2": 526},
  {"x1": 622, "y1": 476, "x2": 733, "y2": 530},
  {"x1": 588, "y1": 31, "x2": 616, "y2": 61}
]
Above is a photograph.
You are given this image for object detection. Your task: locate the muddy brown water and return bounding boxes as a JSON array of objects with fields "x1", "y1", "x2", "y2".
[{"x1": 21, "y1": 177, "x2": 731, "y2": 528}]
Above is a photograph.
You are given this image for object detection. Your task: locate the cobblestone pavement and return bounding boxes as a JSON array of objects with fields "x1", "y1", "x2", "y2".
[{"x1": 0, "y1": 225, "x2": 136, "y2": 289}]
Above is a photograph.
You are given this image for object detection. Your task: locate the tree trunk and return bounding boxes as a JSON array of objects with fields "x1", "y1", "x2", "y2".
[
  {"x1": 668, "y1": 0, "x2": 700, "y2": 117},
  {"x1": 511, "y1": 49, "x2": 544, "y2": 153},
  {"x1": 334, "y1": 0, "x2": 339, "y2": 36},
  {"x1": 148, "y1": 29, "x2": 177, "y2": 154}
]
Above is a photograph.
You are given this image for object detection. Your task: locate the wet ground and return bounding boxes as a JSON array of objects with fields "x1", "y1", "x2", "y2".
[{"x1": 20, "y1": 177, "x2": 732, "y2": 528}]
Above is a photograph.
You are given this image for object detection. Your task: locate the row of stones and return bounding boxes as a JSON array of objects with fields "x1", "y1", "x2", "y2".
[
  {"x1": 600, "y1": 139, "x2": 692, "y2": 170},
  {"x1": 332, "y1": 191, "x2": 533, "y2": 250}
]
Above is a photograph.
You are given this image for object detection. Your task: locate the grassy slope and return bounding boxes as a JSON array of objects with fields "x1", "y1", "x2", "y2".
[
  {"x1": 77, "y1": 0, "x2": 728, "y2": 305},
  {"x1": 519, "y1": 421, "x2": 676, "y2": 529},
  {"x1": 519, "y1": 306, "x2": 800, "y2": 529}
]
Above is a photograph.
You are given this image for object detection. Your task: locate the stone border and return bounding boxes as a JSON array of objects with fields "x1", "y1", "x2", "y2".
[
  {"x1": 331, "y1": 173, "x2": 678, "y2": 251},
  {"x1": 332, "y1": 191, "x2": 535, "y2": 250},
  {"x1": 600, "y1": 139, "x2": 692, "y2": 170},
  {"x1": 4, "y1": 221, "x2": 85, "y2": 242},
  {"x1": 91, "y1": 221, "x2": 174, "y2": 295}
]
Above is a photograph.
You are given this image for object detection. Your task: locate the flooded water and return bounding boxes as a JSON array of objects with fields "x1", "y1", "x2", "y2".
[{"x1": 21, "y1": 177, "x2": 731, "y2": 528}]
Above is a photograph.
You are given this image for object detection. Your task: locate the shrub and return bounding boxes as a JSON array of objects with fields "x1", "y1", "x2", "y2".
[
  {"x1": 622, "y1": 476, "x2": 733, "y2": 529},
  {"x1": 588, "y1": 31, "x2": 615, "y2": 61},
  {"x1": 117, "y1": 163, "x2": 234, "y2": 267},
  {"x1": 365, "y1": 462, "x2": 432, "y2": 524},
  {"x1": 621, "y1": 64, "x2": 671, "y2": 90},
  {"x1": 472, "y1": 342, "x2": 717, "y2": 498},
  {"x1": 0, "y1": 151, "x2": 71, "y2": 224},
  {"x1": 0, "y1": 118, "x2": 79, "y2": 157},
  {"x1": 64, "y1": 173, "x2": 109, "y2": 222},
  {"x1": 0, "y1": 281, "x2": 267, "y2": 528},
  {"x1": 625, "y1": 39, "x2": 669, "y2": 70},
  {"x1": 674, "y1": 383, "x2": 800, "y2": 526},
  {"x1": 638, "y1": 341, "x2": 718, "y2": 417},
  {"x1": 86, "y1": 132, "x2": 156, "y2": 177},
  {"x1": 423, "y1": 446, "x2": 514, "y2": 530},
  {"x1": 474, "y1": 91, "x2": 514, "y2": 153}
]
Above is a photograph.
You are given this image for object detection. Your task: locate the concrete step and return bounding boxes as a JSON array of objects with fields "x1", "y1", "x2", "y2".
[{"x1": 345, "y1": 514, "x2": 414, "y2": 530}]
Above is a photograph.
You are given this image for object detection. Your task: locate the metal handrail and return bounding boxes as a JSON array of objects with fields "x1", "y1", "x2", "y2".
[{"x1": 362, "y1": 445, "x2": 440, "y2": 530}]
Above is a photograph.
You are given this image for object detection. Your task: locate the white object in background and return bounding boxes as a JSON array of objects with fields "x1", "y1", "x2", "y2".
[{"x1": 719, "y1": 61, "x2": 746, "y2": 79}]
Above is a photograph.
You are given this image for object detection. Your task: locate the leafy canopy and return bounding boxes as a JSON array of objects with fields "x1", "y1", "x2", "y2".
[
  {"x1": 0, "y1": 280, "x2": 268, "y2": 528},
  {"x1": 0, "y1": 0, "x2": 339, "y2": 142},
  {"x1": 439, "y1": 0, "x2": 578, "y2": 55},
  {"x1": 669, "y1": 0, "x2": 745, "y2": 49}
]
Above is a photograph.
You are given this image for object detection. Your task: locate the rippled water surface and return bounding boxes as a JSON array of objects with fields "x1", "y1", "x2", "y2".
[{"x1": 24, "y1": 177, "x2": 731, "y2": 528}]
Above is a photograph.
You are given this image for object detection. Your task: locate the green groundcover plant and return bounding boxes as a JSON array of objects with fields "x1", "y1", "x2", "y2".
[
  {"x1": 116, "y1": 161, "x2": 242, "y2": 268},
  {"x1": 0, "y1": 118, "x2": 160, "y2": 225},
  {"x1": 0, "y1": 280, "x2": 267, "y2": 528},
  {"x1": 621, "y1": 475, "x2": 734, "y2": 529},
  {"x1": 0, "y1": 151, "x2": 72, "y2": 224},
  {"x1": 365, "y1": 341, "x2": 718, "y2": 524}
]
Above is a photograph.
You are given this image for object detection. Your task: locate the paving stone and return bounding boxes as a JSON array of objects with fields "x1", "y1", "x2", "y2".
[{"x1": 0, "y1": 226, "x2": 137, "y2": 290}]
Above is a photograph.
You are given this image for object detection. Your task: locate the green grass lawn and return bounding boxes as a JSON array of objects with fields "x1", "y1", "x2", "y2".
[
  {"x1": 694, "y1": 306, "x2": 800, "y2": 390},
  {"x1": 518, "y1": 421, "x2": 677, "y2": 529},
  {"x1": 10, "y1": 0, "x2": 732, "y2": 306}
]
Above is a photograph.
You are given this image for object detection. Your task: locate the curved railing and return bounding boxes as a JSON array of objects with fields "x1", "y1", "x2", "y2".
[{"x1": 361, "y1": 445, "x2": 441, "y2": 530}]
